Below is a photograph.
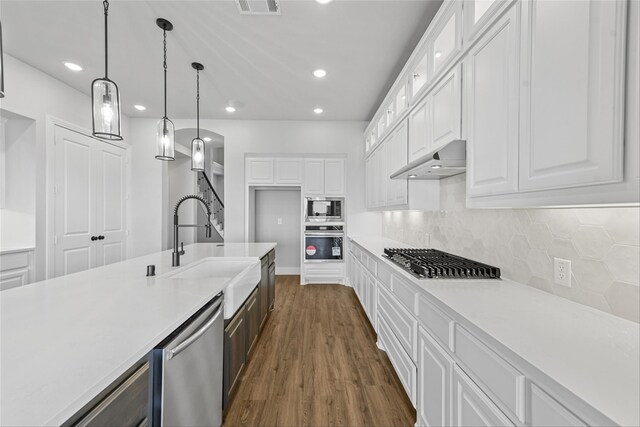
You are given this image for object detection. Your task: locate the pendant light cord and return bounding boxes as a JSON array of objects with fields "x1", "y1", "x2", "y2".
[
  {"x1": 163, "y1": 29, "x2": 168, "y2": 119},
  {"x1": 103, "y1": 0, "x2": 109, "y2": 79},
  {"x1": 196, "y1": 69, "x2": 200, "y2": 139}
]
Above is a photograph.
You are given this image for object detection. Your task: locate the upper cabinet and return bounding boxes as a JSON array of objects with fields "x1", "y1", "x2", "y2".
[
  {"x1": 275, "y1": 158, "x2": 303, "y2": 184},
  {"x1": 428, "y1": 0, "x2": 463, "y2": 81},
  {"x1": 365, "y1": 0, "x2": 637, "y2": 208},
  {"x1": 517, "y1": 0, "x2": 626, "y2": 192},
  {"x1": 465, "y1": 2, "x2": 520, "y2": 197},
  {"x1": 246, "y1": 158, "x2": 274, "y2": 184},
  {"x1": 305, "y1": 159, "x2": 346, "y2": 196}
]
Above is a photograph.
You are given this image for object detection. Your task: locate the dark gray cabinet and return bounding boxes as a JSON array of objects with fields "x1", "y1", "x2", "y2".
[
  {"x1": 268, "y1": 260, "x2": 276, "y2": 311},
  {"x1": 259, "y1": 256, "x2": 269, "y2": 327},
  {"x1": 67, "y1": 362, "x2": 149, "y2": 427},
  {"x1": 245, "y1": 288, "x2": 260, "y2": 355},
  {"x1": 223, "y1": 304, "x2": 246, "y2": 408}
]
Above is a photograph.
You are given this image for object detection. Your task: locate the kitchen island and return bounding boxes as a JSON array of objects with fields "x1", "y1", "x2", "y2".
[{"x1": 0, "y1": 242, "x2": 276, "y2": 426}]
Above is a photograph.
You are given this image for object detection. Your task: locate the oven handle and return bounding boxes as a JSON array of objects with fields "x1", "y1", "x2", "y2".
[{"x1": 304, "y1": 232, "x2": 345, "y2": 237}]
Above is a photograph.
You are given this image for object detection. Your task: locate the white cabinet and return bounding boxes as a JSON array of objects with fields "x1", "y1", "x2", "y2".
[
  {"x1": 411, "y1": 53, "x2": 429, "y2": 99},
  {"x1": 465, "y1": 2, "x2": 520, "y2": 197},
  {"x1": 304, "y1": 159, "x2": 324, "y2": 194},
  {"x1": 430, "y1": 64, "x2": 462, "y2": 150},
  {"x1": 463, "y1": 0, "x2": 513, "y2": 46},
  {"x1": 387, "y1": 121, "x2": 409, "y2": 206},
  {"x1": 378, "y1": 313, "x2": 417, "y2": 406},
  {"x1": 246, "y1": 158, "x2": 275, "y2": 184},
  {"x1": 408, "y1": 99, "x2": 430, "y2": 162},
  {"x1": 530, "y1": 384, "x2": 586, "y2": 427},
  {"x1": 428, "y1": 0, "x2": 463, "y2": 81},
  {"x1": 518, "y1": 0, "x2": 626, "y2": 192},
  {"x1": 304, "y1": 159, "x2": 345, "y2": 196},
  {"x1": 324, "y1": 159, "x2": 346, "y2": 196},
  {"x1": 0, "y1": 250, "x2": 34, "y2": 291},
  {"x1": 418, "y1": 328, "x2": 454, "y2": 427},
  {"x1": 452, "y1": 365, "x2": 514, "y2": 427},
  {"x1": 275, "y1": 158, "x2": 303, "y2": 184}
]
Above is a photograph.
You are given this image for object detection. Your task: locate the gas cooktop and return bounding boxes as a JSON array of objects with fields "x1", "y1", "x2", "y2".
[{"x1": 383, "y1": 248, "x2": 501, "y2": 279}]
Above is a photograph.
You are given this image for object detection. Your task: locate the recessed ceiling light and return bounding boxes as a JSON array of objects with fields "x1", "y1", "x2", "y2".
[
  {"x1": 225, "y1": 106, "x2": 236, "y2": 113},
  {"x1": 133, "y1": 104, "x2": 146, "y2": 111},
  {"x1": 313, "y1": 107, "x2": 324, "y2": 114},
  {"x1": 434, "y1": 51, "x2": 442, "y2": 59},
  {"x1": 408, "y1": 174, "x2": 417, "y2": 179},
  {"x1": 316, "y1": 0, "x2": 333, "y2": 3},
  {"x1": 432, "y1": 165, "x2": 442, "y2": 169},
  {"x1": 203, "y1": 137, "x2": 212, "y2": 142},
  {"x1": 63, "y1": 62, "x2": 83, "y2": 72},
  {"x1": 313, "y1": 69, "x2": 327, "y2": 78}
]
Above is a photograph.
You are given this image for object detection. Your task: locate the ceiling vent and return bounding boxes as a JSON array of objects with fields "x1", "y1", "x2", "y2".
[{"x1": 236, "y1": 0, "x2": 280, "y2": 15}]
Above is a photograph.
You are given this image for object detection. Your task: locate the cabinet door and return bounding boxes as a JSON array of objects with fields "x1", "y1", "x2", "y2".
[
  {"x1": 518, "y1": 0, "x2": 626, "y2": 192},
  {"x1": 259, "y1": 258, "x2": 269, "y2": 326},
  {"x1": 275, "y1": 158, "x2": 303, "y2": 184},
  {"x1": 430, "y1": 64, "x2": 462, "y2": 150},
  {"x1": 304, "y1": 159, "x2": 324, "y2": 195},
  {"x1": 246, "y1": 158, "x2": 274, "y2": 184},
  {"x1": 245, "y1": 289, "x2": 260, "y2": 355},
  {"x1": 428, "y1": 0, "x2": 463, "y2": 80},
  {"x1": 418, "y1": 329, "x2": 454, "y2": 427},
  {"x1": 395, "y1": 83, "x2": 409, "y2": 118},
  {"x1": 268, "y1": 262, "x2": 276, "y2": 310},
  {"x1": 409, "y1": 99, "x2": 431, "y2": 162},
  {"x1": 452, "y1": 366, "x2": 514, "y2": 427},
  {"x1": 365, "y1": 156, "x2": 373, "y2": 209},
  {"x1": 463, "y1": 0, "x2": 512, "y2": 46},
  {"x1": 324, "y1": 159, "x2": 346, "y2": 196},
  {"x1": 530, "y1": 384, "x2": 586, "y2": 427},
  {"x1": 411, "y1": 54, "x2": 429, "y2": 99},
  {"x1": 224, "y1": 306, "x2": 247, "y2": 406},
  {"x1": 465, "y1": 3, "x2": 520, "y2": 197},
  {"x1": 389, "y1": 121, "x2": 409, "y2": 206}
]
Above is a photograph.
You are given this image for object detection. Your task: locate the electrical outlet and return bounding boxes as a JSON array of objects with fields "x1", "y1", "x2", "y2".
[
  {"x1": 554, "y1": 258, "x2": 572, "y2": 287},
  {"x1": 277, "y1": 218, "x2": 282, "y2": 225}
]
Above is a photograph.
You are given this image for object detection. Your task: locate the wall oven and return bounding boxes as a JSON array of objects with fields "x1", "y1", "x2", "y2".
[
  {"x1": 304, "y1": 225, "x2": 344, "y2": 262},
  {"x1": 305, "y1": 197, "x2": 344, "y2": 222}
]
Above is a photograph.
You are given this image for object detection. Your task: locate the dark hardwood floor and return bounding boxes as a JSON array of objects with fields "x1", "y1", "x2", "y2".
[{"x1": 223, "y1": 275, "x2": 416, "y2": 427}]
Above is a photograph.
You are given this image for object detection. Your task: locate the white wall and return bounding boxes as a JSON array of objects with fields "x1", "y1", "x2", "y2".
[
  {"x1": 128, "y1": 119, "x2": 381, "y2": 256},
  {"x1": 0, "y1": 54, "x2": 130, "y2": 280}
]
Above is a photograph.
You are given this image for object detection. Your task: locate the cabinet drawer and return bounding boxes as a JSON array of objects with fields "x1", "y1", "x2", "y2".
[
  {"x1": 267, "y1": 249, "x2": 276, "y2": 265},
  {"x1": 75, "y1": 363, "x2": 149, "y2": 427},
  {"x1": 378, "y1": 314, "x2": 417, "y2": 405},
  {"x1": 0, "y1": 251, "x2": 29, "y2": 272},
  {"x1": 392, "y1": 275, "x2": 418, "y2": 313},
  {"x1": 378, "y1": 286, "x2": 418, "y2": 360},
  {"x1": 530, "y1": 384, "x2": 585, "y2": 427},
  {"x1": 416, "y1": 294, "x2": 454, "y2": 352},
  {"x1": 365, "y1": 253, "x2": 378, "y2": 276},
  {"x1": 455, "y1": 325, "x2": 525, "y2": 423}
]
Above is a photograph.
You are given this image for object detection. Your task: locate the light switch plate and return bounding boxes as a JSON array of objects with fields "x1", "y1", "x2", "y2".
[
  {"x1": 277, "y1": 218, "x2": 282, "y2": 225},
  {"x1": 554, "y1": 258, "x2": 572, "y2": 287}
]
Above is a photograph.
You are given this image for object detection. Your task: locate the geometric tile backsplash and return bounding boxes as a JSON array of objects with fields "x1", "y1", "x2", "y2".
[{"x1": 382, "y1": 174, "x2": 640, "y2": 323}]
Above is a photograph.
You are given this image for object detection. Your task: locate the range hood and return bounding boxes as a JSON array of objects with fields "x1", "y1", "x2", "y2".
[{"x1": 391, "y1": 139, "x2": 466, "y2": 180}]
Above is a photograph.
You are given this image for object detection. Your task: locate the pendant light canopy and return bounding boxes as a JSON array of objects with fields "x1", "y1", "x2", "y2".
[
  {"x1": 155, "y1": 18, "x2": 175, "y2": 161},
  {"x1": 191, "y1": 62, "x2": 205, "y2": 171},
  {"x1": 91, "y1": 1, "x2": 122, "y2": 141}
]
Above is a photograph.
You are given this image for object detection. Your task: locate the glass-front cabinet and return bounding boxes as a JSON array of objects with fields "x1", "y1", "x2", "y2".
[
  {"x1": 463, "y1": 0, "x2": 508, "y2": 45},
  {"x1": 428, "y1": 0, "x2": 463, "y2": 80},
  {"x1": 385, "y1": 100, "x2": 395, "y2": 128},
  {"x1": 411, "y1": 53, "x2": 429, "y2": 99},
  {"x1": 395, "y1": 83, "x2": 408, "y2": 118}
]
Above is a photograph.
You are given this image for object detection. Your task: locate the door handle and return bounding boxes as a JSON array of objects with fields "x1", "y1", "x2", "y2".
[
  {"x1": 98, "y1": 235, "x2": 105, "y2": 240},
  {"x1": 91, "y1": 236, "x2": 98, "y2": 241}
]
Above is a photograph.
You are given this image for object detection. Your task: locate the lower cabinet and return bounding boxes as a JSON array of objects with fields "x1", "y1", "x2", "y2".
[
  {"x1": 224, "y1": 304, "x2": 247, "y2": 409},
  {"x1": 268, "y1": 260, "x2": 276, "y2": 311},
  {"x1": 378, "y1": 313, "x2": 417, "y2": 405},
  {"x1": 259, "y1": 257, "x2": 269, "y2": 326},
  {"x1": 66, "y1": 362, "x2": 149, "y2": 427},
  {"x1": 452, "y1": 365, "x2": 514, "y2": 427},
  {"x1": 245, "y1": 289, "x2": 260, "y2": 355},
  {"x1": 418, "y1": 328, "x2": 453, "y2": 427}
]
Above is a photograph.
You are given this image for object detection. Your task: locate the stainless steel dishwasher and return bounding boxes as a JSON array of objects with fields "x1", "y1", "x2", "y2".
[{"x1": 150, "y1": 293, "x2": 224, "y2": 427}]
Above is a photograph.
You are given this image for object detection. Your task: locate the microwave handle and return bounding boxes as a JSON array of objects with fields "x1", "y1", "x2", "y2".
[{"x1": 304, "y1": 232, "x2": 344, "y2": 237}]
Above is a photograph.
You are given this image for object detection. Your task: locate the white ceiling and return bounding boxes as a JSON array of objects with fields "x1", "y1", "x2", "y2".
[{"x1": 1, "y1": 0, "x2": 442, "y2": 121}]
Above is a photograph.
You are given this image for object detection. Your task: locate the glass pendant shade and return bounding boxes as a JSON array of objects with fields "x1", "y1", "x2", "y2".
[
  {"x1": 155, "y1": 117, "x2": 175, "y2": 160},
  {"x1": 191, "y1": 137, "x2": 205, "y2": 171},
  {"x1": 92, "y1": 78, "x2": 122, "y2": 140}
]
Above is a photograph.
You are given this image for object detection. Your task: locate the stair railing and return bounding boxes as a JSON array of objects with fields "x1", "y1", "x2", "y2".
[{"x1": 197, "y1": 171, "x2": 224, "y2": 238}]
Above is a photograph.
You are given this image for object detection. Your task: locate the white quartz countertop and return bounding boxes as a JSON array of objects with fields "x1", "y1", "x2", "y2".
[
  {"x1": 349, "y1": 236, "x2": 640, "y2": 427},
  {"x1": 0, "y1": 242, "x2": 276, "y2": 426}
]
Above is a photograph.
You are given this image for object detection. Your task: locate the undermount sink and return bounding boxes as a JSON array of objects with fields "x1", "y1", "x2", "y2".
[{"x1": 162, "y1": 257, "x2": 261, "y2": 319}]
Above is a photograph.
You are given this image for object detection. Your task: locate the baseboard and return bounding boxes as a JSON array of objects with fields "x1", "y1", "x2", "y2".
[{"x1": 275, "y1": 267, "x2": 300, "y2": 275}]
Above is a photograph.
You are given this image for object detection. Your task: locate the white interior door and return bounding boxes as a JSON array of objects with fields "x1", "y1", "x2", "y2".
[
  {"x1": 95, "y1": 142, "x2": 127, "y2": 266},
  {"x1": 54, "y1": 125, "x2": 126, "y2": 276},
  {"x1": 54, "y1": 126, "x2": 97, "y2": 276}
]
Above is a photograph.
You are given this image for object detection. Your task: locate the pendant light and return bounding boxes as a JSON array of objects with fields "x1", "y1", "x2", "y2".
[
  {"x1": 155, "y1": 18, "x2": 175, "y2": 161},
  {"x1": 191, "y1": 62, "x2": 205, "y2": 171},
  {"x1": 91, "y1": 1, "x2": 122, "y2": 141}
]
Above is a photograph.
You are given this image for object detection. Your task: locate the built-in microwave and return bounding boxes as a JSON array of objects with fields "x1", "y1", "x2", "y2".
[{"x1": 305, "y1": 197, "x2": 344, "y2": 222}]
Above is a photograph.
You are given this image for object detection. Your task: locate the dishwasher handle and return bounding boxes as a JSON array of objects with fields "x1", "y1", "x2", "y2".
[{"x1": 167, "y1": 303, "x2": 223, "y2": 360}]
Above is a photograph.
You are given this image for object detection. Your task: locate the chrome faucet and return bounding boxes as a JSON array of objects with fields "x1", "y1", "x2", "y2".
[{"x1": 173, "y1": 194, "x2": 212, "y2": 267}]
